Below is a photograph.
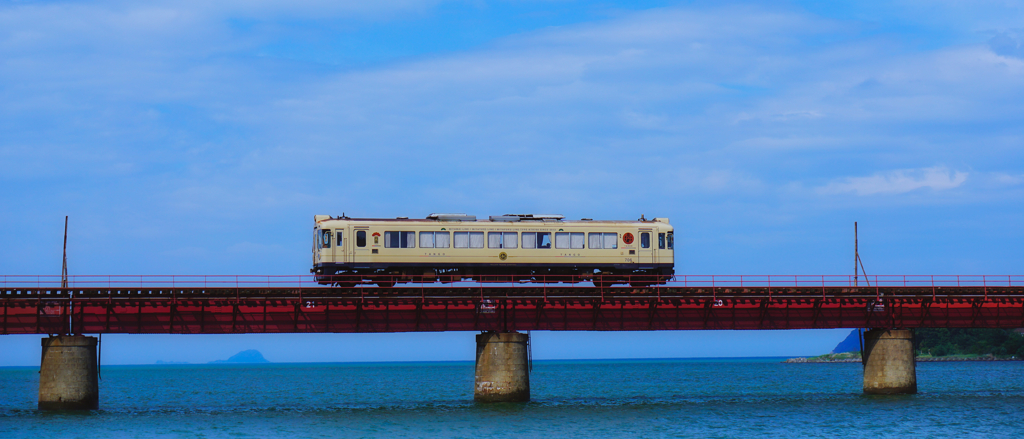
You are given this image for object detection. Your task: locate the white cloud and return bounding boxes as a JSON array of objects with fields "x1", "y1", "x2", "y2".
[
  {"x1": 729, "y1": 136, "x2": 845, "y2": 151},
  {"x1": 817, "y1": 167, "x2": 968, "y2": 196},
  {"x1": 990, "y1": 172, "x2": 1024, "y2": 185},
  {"x1": 734, "y1": 110, "x2": 824, "y2": 123}
]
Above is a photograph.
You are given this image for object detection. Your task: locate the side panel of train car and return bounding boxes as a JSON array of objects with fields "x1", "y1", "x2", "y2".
[{"x1": 311, "y1": 215, "x2": 674, "y2": 286}]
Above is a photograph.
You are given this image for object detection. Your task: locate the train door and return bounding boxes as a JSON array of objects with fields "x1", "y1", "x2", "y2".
[
  {"x1": 334, "y1": 227, "x2": 347, "y2": 264},
  {"x1": 638, "y1": 228, "x2": 655, "y2": 266},
  {"x1": 354, "y1": 226, "x2": 370, "y2": 261}
]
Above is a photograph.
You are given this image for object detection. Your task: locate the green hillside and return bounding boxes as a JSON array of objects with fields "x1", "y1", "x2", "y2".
[
  {"x1": 787, "y1": 329, "x2": 1024, "y2": 363},
  {"x1": 915, "y1": 328, "x2": 1024, "y2": 358}
]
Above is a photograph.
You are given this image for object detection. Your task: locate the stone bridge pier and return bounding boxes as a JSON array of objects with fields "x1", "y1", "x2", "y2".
[
  {"x1": 38, "y1": 335, "x2": 99, "y2": 410},
  {"x1": 474, "y1": 331, "x2": 530, "y2": 402},
  {"x1": 862, "y1": 329, "x2": 917, "y2": 394}
]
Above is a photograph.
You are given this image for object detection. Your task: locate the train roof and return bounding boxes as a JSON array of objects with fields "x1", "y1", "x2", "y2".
[{"x1": 314, "y1": 214, "x2": 669, "y2": 225}]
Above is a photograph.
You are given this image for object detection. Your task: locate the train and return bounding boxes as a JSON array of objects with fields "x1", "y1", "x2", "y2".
[{"x1": 311, "y1": 213, "x2": 674, "y2": 287}]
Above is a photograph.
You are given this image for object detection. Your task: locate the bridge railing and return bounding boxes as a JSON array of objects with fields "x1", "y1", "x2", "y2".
[
  {"x1": 671, "y1": 275, "x2": 1024, "y2": 288},
  {"x1": 2, "y1": 274, "x2": 1022, "y2": 289}
]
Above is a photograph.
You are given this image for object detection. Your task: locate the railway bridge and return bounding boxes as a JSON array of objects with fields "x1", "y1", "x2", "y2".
[{"x1": 4, "y1": 274, "x2": 1023, "y2": 409}]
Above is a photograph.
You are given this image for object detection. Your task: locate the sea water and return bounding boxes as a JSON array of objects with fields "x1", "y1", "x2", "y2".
[{"x1": 2, "y1": 359, "x2": 1022, "y2": 437}]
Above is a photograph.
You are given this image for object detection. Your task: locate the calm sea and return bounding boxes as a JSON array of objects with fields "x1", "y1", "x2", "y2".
[{"x1": 2, "y1": 359, "x2": 1022, "y2": 438}]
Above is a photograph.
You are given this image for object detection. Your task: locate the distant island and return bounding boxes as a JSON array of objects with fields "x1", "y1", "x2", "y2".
[
  {"x1": 786, "y1": 328, "x2": 1024, "y2": 363},
  {"x1": 209, "y1": 349, "x2": 270, "y2": 364}
]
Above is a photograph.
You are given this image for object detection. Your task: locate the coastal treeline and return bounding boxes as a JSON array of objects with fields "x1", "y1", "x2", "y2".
[
  {"x1": 915, "y1": 328, "x2": 1024, "y2": 358},
  {"x1": 787, "y1": 328, "x2": 1024, "y2": 363}
]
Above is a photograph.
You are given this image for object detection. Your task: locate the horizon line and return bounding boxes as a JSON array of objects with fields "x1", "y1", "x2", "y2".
[{"x1": 1, "y1": 356, "x2": 805, "y2": 368}]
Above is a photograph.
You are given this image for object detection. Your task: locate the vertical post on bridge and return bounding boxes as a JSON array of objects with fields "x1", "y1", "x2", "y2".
[
  {"x1": 62, "y1": 216, "x2": 72, "y2": 334},
  {"x1": 474, "y1": 331, "x2": 530, "y2": 402},
  {"x1": 61, "y1": 216, "x2": 68, "y2": 290},
  {"x1": 862, "y1": 328, "x2": 917, "y2": 394}
]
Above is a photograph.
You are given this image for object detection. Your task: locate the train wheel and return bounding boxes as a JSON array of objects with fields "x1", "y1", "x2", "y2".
[{"x1": 376, "y1": 280, "x2": 396, "y2": 288}]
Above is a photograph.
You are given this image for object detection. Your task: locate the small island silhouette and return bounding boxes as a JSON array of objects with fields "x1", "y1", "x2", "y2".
[{"x1": 209, "y1": 349, "x2": 270, "y2": 364}]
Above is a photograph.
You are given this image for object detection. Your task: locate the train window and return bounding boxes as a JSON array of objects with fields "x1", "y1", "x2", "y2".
[
  {"x1": 320, "y1": 230, "x2": 331, "y2": 249},
  {"x1": 522, "y1": 233, "x2": 535, "y2": 248},
  {"x1": 588, "y1": 232, "x2": 618, "y2": 249},
  {"x1": 555, "y1": 232, "x2": 585, "y2": 249},
  {"x1": 419, "y1": 231, "x2": 451, "y2": 248},
  {"x1": 488, "y1": 232, "x2": 518, "y2": 249},
  {"x1": 454, "y1": 231, "x2": 484, "y2": 248},
  {"x1": 658, "y1": 233, "x2": 665, "y2": 249},
  {"x1": 357, "y1": 231, "x2": 366, "y2": 247},
  {"x1": 336, "y1": 230, "x2": 343, "y2": 247},
  {"x1": 641, "y1": 232, "x2": 651, "y2": 249},
  {"x1": 521, "y1": 232, "x2": 551, "y2": 249},
  {"x1": 603, "y1": 233, "x2": 617, "y2": 249},
  {"x1": 384, "y1": 231, "x2": 416, "y2": 248},
  {"x1": 667, "y1": 232, "x2": 674, "y2": 249}
]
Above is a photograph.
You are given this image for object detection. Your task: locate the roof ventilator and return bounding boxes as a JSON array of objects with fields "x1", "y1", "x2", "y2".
[
  {"x1": 427, "y1": 213, "x2": 477, "y2": 221},
  {"x1": 489, "y1": 214, "x2": 565, "y2": 222}
]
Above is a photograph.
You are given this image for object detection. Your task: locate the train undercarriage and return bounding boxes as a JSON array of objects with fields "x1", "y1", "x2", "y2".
[{"x1": 312, "y1": 265, "x2": 674, "y2": 288}]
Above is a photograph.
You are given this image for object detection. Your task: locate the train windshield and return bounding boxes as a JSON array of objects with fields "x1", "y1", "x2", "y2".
[
  {"x1": 319, "y1": 229, "x2": 331, "y2": 249},
  {"x1": 666, "y1": 232, "x2": 674, "y2": 249}
]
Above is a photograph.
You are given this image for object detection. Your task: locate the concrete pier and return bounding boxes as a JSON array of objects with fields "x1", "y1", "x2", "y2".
[
  {"x1": 474, "y1": 331, "x2": 530, "y2": 402},
  {"x1": 862, "y1": 329, "x2": 917, "y2": 395},
  {"x1": 39, "y1": 336, "x2": 99, "y2": 410}
]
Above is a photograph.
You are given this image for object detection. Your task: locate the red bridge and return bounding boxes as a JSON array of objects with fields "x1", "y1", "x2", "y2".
[{"x1": 4, "y1": 274, "x2": 1023, "y2": 334}]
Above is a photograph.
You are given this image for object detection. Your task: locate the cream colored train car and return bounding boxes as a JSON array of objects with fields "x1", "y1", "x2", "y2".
[{"x1": 311, "y1": 214, "x2": 674, "y2": 287}]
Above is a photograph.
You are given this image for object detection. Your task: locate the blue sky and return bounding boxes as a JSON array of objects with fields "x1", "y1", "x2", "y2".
[{"x1": 2, "y1": 0, "x2": 1023, "y2": 366}]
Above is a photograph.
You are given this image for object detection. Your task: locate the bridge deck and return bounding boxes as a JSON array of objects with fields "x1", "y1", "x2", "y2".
[{"x1": 4, "y1": 278, "x2": 1024, "y2": 334}]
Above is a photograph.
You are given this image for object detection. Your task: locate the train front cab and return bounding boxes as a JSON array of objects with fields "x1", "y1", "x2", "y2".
[{"x1": 312, "y1": 218, "x2": 350, "y2": 285}]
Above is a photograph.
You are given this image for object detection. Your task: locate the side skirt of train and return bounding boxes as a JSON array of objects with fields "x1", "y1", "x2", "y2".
[{"x1": 312, "y1": 263, "x2": 675, "y2": 288}]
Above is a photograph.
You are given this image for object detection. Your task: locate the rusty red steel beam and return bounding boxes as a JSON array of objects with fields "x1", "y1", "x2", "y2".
[
  {"x1": 3, "y1": 286, "x2": 1024, "y2": 334},
  {"x1": 4, "y1": 274, "x2": 1023, "y2": 290}
]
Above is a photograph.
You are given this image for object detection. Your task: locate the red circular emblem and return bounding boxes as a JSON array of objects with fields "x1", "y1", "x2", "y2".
[{"x1": 622, "y1": 233, "x2": 634, "y2": 245}]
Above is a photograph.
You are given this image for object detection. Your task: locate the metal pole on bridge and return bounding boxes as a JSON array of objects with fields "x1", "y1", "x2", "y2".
[
  {"x1": 854, "y1": 222, "x2": 871, "y2": 288},
  {"x1": 62, "y1": 216, "x2": 68, "y2": 290},
  {"x1": 63, "y1": 216, "x2": 71, "y2": 333},
  {"x1": 854, "y1": 221, "x2": 858, "y2": 287}
]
